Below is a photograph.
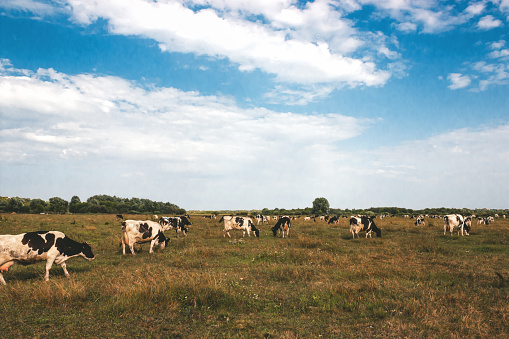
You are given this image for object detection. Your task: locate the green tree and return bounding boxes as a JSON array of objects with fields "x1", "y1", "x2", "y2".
[
  {"x1": 49, "y1": 197, "x2": 69, "y2": 214},
  {"x1": 311, "y1": 197, "x2": 329, "y2": 216},
  {"x1": 69, "y1": 196, "x2": 81, "y2": 213},
  {"x1": 6, "y1": 197, "x2": 25, "y2": 213},
  {"x1": 29, "y1": 199, "x2": 48, "y2": 214}
]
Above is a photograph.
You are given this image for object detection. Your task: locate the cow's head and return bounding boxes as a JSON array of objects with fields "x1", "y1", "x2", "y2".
[
  {"x1": 271, "y1": 224, "x2": 279, "y2": 237},
  {"x1": 252, "y1": 225, "x2": 260, "y2": 238},
  {"x1": 180, "y1": 216, "x2": 192, "y2": 226},
  {"x1": 156, "y1": 232, "x2": 170, "y2": 249},
  {"x1": 81, "y1": 242, "x2": 95, "y2": 261},
  {"x1": 371, "y1": 222, "x2": 382, "y2": 237}
]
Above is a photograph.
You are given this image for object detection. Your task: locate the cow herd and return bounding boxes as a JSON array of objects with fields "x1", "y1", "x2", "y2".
[{"x1": 0, "y1": 213, "x2": 501, "y2": 285}]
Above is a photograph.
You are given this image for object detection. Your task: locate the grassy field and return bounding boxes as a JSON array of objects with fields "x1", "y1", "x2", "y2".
[{"x1": 0, "y1": 213, "x2": 508, "y2": 338}]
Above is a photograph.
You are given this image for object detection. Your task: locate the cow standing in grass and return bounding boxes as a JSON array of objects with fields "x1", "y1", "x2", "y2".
[
  {"x1": 219, "y1": 216, "x2": 259, "y2": 238},
  {"x1": 121, "y1": 220, "x2": 170, "y2": 255},
  {"x1": 0, "y1": 231, "x2": 95, "y2": 285},
  {"x1": 159, "y1": 216, "x2": 191, "y2": 238},
  {"x1": 443, "y1": 214, "x2": 471, "y2": 236},
  {"x1": 349, "y1": 216, "x2": 381, "y2": 238},
  {"x1": 272, "y1": 216, "x2": 291, "y2": 238}
]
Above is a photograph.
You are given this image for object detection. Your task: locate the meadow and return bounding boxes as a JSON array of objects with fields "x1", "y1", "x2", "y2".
[{"x1": 0, "y1": 213, "x2": 508, "y2": 338}]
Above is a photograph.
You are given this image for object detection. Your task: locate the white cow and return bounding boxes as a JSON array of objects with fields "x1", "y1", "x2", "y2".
[
  {"x1": 443, "y1": 214, "x2": 470, "y2": 236},
  {"x1": 0, "y1": 231, "x2": 95, "y2": 285},
  {"x1": 121, "y1": 220, "x2": 170, "y2": 255},
  {"x1": 219, "y1": 216, "x2": 259, "y2": 238},
  {"x1": 349, "y1": 216, "x2": 382, "y2": 238}
]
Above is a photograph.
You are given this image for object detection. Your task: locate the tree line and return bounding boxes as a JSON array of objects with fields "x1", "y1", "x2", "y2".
[
  {"x1": 0, "y1": 195, "x2": 505, "y2": 217},
  {"x1": 0, "y1": 195, "x2": 185, "y2": 215}
]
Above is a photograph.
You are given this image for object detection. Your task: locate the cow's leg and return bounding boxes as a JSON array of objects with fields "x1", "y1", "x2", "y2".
[
  {"x1": 60, "y1": 262, "x2": 70, "y2": 278},
  {"x1": 149, "y1": 239, "x2": 157, "y2": 253},
  {"x1": 129, "y1": 237, "x2": 136, "y2": 255},
  {"x1": 0, "y1": 273, "x2": 6, "y2": 285},
  {"x1": 44, "y1": 257, "x2": 56, "y2": 281},
  {"x1": 122, "y1": 232, "x2": 127, "y2": 255}
]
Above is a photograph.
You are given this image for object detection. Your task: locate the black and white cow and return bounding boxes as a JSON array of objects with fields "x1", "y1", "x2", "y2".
[
  {"x1": 159, "y1": 216, "x2": 191, "y2": 237},
  {"x1": 328, "y1": 216, "x2": 339, "y2": 224},
  {"x1": 349, "y1": 216, "x2": 381, "y2": 238},
  {"x1": 0, "y1": 231, "x2": 95, "y2": 285},
  {"x1": 219, "y1": 216, "x2": 259, "y2": 238},
  {"x1": 271, "y1": 216, "x2": 291, "y2": 238},
  {"x1": 443, "y1": 214, "x2": 470, "y2": 236},
  {"x1": 255, "y1": 214, "x2": 270, "y2": 225},
  {"x1": 415, "y1": 217, "x2": 425, "y2": 226},
  {"x1": 121, "y1": 220, "x2": 170, "y2": 255}
]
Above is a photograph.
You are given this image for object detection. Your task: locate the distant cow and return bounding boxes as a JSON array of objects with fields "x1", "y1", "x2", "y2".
[
  {"x1": 116, "y1": 214, "x2": 123, "y2": 220},
  {"x1": 443, "y1": 214, "x2": 470, "y2": 236},
  {"x1": 0, "y1": 231, "x2": 95, "y2": 285},
  {"x1": 121, "y1": 220, "x2": 170, "y2": 255},
  {"x1": 255, "y1": 214, "x2": 270, "y2": 225},
  {"x1": 328, "y1": 216, "x2": 339, "y2": 224},
  {"x1": 159, "y1": 216, "x2": 191, "y2": 237},
  {"x1": 415, "y1": 217, "x2": 425, "y2": 226},
  {"x1": 272, "y1": 216, "x2": 291, "y2": 238},
  {"x1": 219, "y1": 216, "x2": 259, "y2": 238},
  {"x1": 349, "y1": 216, "x2": 381, "y2": 238}
]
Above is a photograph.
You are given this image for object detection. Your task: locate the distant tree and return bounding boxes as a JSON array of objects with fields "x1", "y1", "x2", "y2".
[
  {"x1": 29, "y1": 199, "x2": 48, "y2": 214},
  {"x1": 311, "y1": 197, "x2": 329, "y2": 216},
  {"x1": 261, "y1": 208, "x2": 270, "y2": 215},
  {"x1": 6, "y1": 197, "x2": 25, "y2": 213},
  {"x1": 49, "y1": 197, "x2": 69, "y2": 214},
  {"x1": 69, "y1": 196, "x2": 81, "y2": 213}
]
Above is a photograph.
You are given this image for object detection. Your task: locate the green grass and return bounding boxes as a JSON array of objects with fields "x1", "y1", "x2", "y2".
[{"x1": 1, "y1": 214, "x2": 508, "y2": 338}]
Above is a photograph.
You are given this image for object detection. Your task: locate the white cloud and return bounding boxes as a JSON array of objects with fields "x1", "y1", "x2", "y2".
[
  {"x1": 0, "y1": 0, "x2": 57, "y2": 16},
  {"x1": 0, "y1": 61, "x2": 374, "y2": 208},
  {"x1": 477, "y1": 15, "x2": 503, "y2": 29},
  {"x1": 66, "y1": 0, "x2": 392, "y2": 88},
  {"x1": 360, "y1": 124, "x2": 509, "y2": 208},
  {"x1": 264, "y1": 84, "x2": 335, "y2": 105},
  {"x1": 447, "y1": 73, "x2": 471, "y2": 90}
]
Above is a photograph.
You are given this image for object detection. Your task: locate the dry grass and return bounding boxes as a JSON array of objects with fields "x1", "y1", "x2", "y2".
[{"x1": 0, "y1": 213, "x2": 508, "y2": 338}]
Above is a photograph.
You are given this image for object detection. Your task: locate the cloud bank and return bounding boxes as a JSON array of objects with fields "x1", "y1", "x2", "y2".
[{"x1": 1, "y1": 60, "x2": 507, "y2": 209}]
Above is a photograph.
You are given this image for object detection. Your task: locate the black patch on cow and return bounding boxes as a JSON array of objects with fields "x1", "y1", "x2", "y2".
[
  {"x1": 22, "y1": 231, "x2": 56, "y2": 255},
  {"x1": 139, "y1": 223, "x2": 153, "y2": 239},
  {"x1": 235, "y1": 217, "x2": 245, "y2": 227},
  {"x1": 55, "y1": 236, "x2": 84, "y2": 257}
]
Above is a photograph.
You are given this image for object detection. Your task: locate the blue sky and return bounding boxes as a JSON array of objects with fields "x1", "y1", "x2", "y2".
[{"x1": 1, "y1": 0, "x2": 508, "y2": 210}]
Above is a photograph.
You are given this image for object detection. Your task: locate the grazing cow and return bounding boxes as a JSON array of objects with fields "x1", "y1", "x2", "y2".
[
  {"x1": 328, "y1": 216, "x2": 340, "y2": 224},
  {"x1": 219, "y1": 216, "x2": 259, "y2": 238},
  {"x1": 116, "y1": 214, "x2": 123, "y2": 220},
  {"x1": 443, "y1": 214, "x2": 470, "y2": 236},
  {"x1": 349, "y1": 216, "x2": 381, "y2": 238},
  {"x1": 0, "y1": 231, "x2": 95, "y2": 285},
  {"x1": 415, "y1": 217, "x2": 425, "y2": 226},
  {"x1": 255, "y1": 214, "x2": 264, "y2": 225},
  {"x1": 271, "y1": 216, "x2": 291, "y2": 238},
  {"x1": 159, "y1": 216, "x2": 191, "y2": 237},
  {"x1": 121, "y1": 220, "x2": 170, "y2": 255}
]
